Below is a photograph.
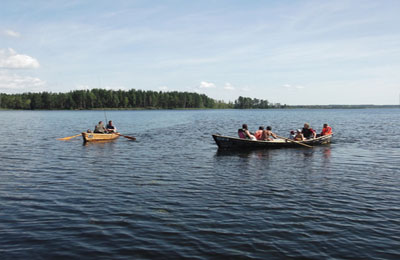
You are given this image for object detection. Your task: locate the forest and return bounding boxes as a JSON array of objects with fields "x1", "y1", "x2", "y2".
[{"x1": 0, "y1": 89, "x2": 281, "y2": 110}]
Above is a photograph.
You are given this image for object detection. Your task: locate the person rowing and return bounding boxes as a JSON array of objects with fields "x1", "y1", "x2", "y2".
[
  {"x1": 238, "y1": 124, "x2": 256, "y2": 140},
  {"x1": 106, "y1": 120, "x2": 117, "y2": 133},
  {"x1": 255, "y1": 126, "x2": 264, "y2": 140},
  {"x1": 288, "y1": 130, "x2": 296, "y2": 140},
  {"x1": 302, "y1": 123, "x2": 316, "y2": 139},
  {"x1": 294, "y1": 129, "x2": 305, "y2": 141},
  {"x1": 94, "y1": 121, "x2": 107, "y2": 133},
  {"x1": 262, "y1": 126, "x2": 277, "y2": 141}
]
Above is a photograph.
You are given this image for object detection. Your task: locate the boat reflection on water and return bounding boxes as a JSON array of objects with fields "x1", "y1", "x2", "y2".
[
  {"x1": 215, "y1": 148, "x2": 273, "y2": 159},
  {"x1": 215, "y1": 146, "x2": 332, "y2": 161},
  {"x1": 214, "y1": 147, "x2": 333, "y2": 175},
  {"x1": 323, "y1": 146, "x2": 331, "y2": 158}
]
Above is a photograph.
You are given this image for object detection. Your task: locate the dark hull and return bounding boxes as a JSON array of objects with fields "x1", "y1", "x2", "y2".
[{"x1": 212, "y1": 134, "x2": 332, "y2": 150}]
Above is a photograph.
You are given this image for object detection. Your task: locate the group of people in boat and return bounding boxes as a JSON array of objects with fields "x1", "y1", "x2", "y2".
[
  {"x1": 239, "y1": 123, "x2": 332, "y2": 141},
  {"x1": 89, "y1": 120, "x2": 117, "y2": 134}
]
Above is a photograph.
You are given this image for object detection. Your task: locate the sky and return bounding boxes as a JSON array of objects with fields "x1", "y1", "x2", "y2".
[{"x1": 1, "y1": 0, "x2": 400, "y2": 105}]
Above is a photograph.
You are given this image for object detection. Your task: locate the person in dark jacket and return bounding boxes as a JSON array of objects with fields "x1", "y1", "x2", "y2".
[
  {"x1": 302, "y1": 123, "x2": 316, "y2": 139},
  {"x1": 106, "y1": 120, "x2": 117, "y2": 133}
]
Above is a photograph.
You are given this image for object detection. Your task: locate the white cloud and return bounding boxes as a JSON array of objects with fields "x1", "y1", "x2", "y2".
[
  {"x1": 0, "y1": 48, "x2": 40, "y2": 69},
  {"x1": 4, "y1": 30, "x2": 21, "y2": 38},
  {"x1": 159, "y1": 86, "x2": 168, "y2": 91},
  {"x1": 0, "y1": 71, "x2": 46, "y2": 92},
  {"x1": 224, "y1": 82, "x2": 235, "y2": 90},
  {"x1": 199, "y1": 81, "x2": 216, "y2": 88}
]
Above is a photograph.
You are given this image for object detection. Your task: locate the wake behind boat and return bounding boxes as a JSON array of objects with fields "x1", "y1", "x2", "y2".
[{"x1": 212, "y1": 134, "x2": 332, "y2": 150}]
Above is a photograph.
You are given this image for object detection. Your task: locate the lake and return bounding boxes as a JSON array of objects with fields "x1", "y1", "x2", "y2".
[{"x1": 1, "y1": 109, "x2": 399, "y2": 259}]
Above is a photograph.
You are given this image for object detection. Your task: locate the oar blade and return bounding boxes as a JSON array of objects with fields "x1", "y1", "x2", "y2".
[
  {"x1": 57, "y1": 133, "x2": 82, "y2": 141},
  {"x1": 117, "y1": 133, "x2": 136, "y2": 141},
  {"x1": 124, "y1": 135, "x2": 136, "y2": 141}
]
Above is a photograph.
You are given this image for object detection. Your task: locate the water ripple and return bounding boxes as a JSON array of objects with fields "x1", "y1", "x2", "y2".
[{"x1": 1, "y1": 109, "x2": 400, "y2": 259}]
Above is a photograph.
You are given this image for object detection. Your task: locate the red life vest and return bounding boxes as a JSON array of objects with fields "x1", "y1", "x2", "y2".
[
  {"x1": 254, "y1": 130, "x2": 263, "y2": 140},
  {"x1": 321, "y1": 126, "x2": 332, "y2": 136}
]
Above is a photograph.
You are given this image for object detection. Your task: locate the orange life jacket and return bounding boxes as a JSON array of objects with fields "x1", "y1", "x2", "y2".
[
  {"x1": 254, "y1": 130, "x2": 263, "y2": 140},
  {"x1": 321, "y1": 126, "x2": 332, "y2": 136}
]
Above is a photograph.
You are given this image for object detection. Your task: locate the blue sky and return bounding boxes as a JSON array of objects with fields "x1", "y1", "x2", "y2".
[{"x1": 1, "y1": 0, "x2": 400, "y2": 105}]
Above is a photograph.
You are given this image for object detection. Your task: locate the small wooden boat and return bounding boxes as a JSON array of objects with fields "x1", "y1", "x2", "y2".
[
  {"x1": 212, "y1": 134, "x2": 332, "y2": 149},
  {"x1": 82, "y1": 132, "x2": 120, "y2": 142}
]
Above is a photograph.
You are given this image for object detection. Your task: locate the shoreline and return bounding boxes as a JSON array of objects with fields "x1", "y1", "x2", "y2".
[{"x1": 0, "y1": 105, "x2": 399, "y2": 111}]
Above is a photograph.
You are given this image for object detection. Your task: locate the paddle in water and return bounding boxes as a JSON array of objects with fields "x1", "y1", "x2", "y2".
[
  {"x1": 116, "y1": 133, "x2": 136, "y2": 141},
  {"x1": 57, "y1": 133, "x2": 82, "y2": 141},
  {"x1": 276, "y1": 135, "x2": 313, "y2": 148}
]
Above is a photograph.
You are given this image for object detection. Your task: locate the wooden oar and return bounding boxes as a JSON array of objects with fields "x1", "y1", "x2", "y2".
[
  {"x1": 276, "y1": 135, "x2": 313, "y2": 148},
  {"x1": 116, "y1": 133, "x2": 136, "y2": 141},
  {"x1": 57, "y1": 133, "x2": 82, "y2": 141}
]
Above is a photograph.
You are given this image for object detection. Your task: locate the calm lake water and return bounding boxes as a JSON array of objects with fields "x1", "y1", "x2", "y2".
[{"x1": 1, "y1": 109, "x2": 399, "y2": 259}]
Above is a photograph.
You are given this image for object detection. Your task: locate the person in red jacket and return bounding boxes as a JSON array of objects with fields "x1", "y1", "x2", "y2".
[
  {"x1": 320, "y1": 123, "x2": 332, "y2": 136},
  {"x1": 254, "y1": 126, "x2": 264, "y2": 140}
]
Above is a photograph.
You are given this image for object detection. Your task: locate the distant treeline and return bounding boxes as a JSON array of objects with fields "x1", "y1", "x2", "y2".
[
  {"x1": 288, "y1": 105, "x2": 400, "y2": 109},
  {"x1": 234, "y1": 96, "x2": 285, "y2": 109},
  {"x1": 0, "y1": 89, "x2": 283, "y2": 110}
]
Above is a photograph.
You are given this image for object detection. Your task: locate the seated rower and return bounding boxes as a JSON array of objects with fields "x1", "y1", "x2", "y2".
[
  {"x1": 106, "y1": 120, "x2": 117, "y2": 133},
  {"x1": 262, "y1": 126, "x2": 277, "y2": 141},
  {"x1": 288, "y1": 130, "x2": 296, "y2": 140},
  {"x1": 238, "y1": 124, "x2": 256, "y2": 140},
  {"x1": 302, "y1": 123, "x2": 316, "y2": 139},
  {"x1": 94, "y1": 121, "x2": 107, "y2": 133},
  {"x1": 255, "y1": 126, "x2": 264, "y2": 140},
  {"x1": 294, "y1": 129, "x2": 304, "y2": 141},
  {"x1": 320, "y1": 123, "x2": 332, "y2": 136}
]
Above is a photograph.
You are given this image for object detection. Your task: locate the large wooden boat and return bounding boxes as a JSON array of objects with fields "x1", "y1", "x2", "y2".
[
  {"x1": 212, "y1": 134, "x2": 332, "y2": 149},
  {"x1": 82, "y1": 132, "x2": 120, "y2": 142}
]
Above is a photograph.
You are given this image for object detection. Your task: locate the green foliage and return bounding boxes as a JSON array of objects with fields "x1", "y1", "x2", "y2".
[
  {"x1": 234, "y1": 96, "x2": 283, "y2": 109},
  {"x1": 0, "y1": 90, "x2": 279, "y2": 110}
]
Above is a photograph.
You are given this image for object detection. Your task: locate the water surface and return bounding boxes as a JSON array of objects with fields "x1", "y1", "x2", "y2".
[{"x1": 1, "y1": 109, "x2": 399, "y2": 259}]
